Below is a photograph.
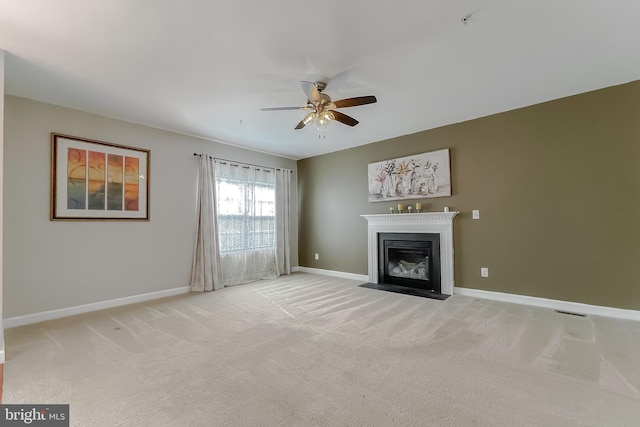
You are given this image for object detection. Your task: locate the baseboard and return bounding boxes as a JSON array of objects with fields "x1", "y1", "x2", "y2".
[
  {"x1": 293, "y1": 266, "x2": 369, "y2": 282},
  {"x1": 4, "y1": 286, "x2": 192, "y2": 329},
  {"x1": 454, "y1": 286, "x2": 640, "y2": 322},
  {"x1": 5, "y1": 274, "x2": 637, "y2": 330},
  {"x1": 293, "y1": 268, "x2": 640, "y2": 322}
]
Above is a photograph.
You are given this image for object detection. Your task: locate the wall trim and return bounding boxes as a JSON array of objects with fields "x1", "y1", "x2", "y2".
[
  {"x1": 4, "y1": 286, "x2": 192, "y2": 329},
  {"x1": 454, "y1": 286, "x2": 640, "y2": 322},
  {"x1": 293, "y1": 266, "x2": 369, "y2": 282}
]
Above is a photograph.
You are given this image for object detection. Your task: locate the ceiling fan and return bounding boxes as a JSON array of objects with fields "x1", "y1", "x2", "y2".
[{"x1": 260, "y1": 81, "x2": 377, "y2": 130}]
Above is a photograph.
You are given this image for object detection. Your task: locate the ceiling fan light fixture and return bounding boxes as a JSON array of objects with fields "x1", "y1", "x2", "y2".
[
  {"x1": 302, "y1": 112, "x2": 317, "y2": 126},
  {"x1": 316, "y1": 110, "x2": 334, "y2": 130}
]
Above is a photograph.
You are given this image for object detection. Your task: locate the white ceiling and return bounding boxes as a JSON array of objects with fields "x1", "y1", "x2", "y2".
[{"x1": 2, "y1": 1, "x2": 640, "y2": 160}]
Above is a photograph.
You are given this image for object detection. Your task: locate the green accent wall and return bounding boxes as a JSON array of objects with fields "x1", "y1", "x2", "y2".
[{"x1": 297, "y1": 80, "x2": 640, "y2": 310}]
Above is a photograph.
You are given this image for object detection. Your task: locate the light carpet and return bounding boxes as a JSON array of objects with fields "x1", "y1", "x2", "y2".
[{"x1": 4, "y1": 273, "x2": 640, "y2": 426}]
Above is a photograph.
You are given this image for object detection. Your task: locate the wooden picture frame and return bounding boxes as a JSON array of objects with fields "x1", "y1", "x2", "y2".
[{"x1": 51, "y1": 133, "x2": 150, "y2": 220}]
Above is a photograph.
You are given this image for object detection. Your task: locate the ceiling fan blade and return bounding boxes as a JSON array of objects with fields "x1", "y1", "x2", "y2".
[
  {"x1": 294, "y1": 119, "x2": 308, "y2": 130},
  {"x1": 332, "y1": 96, "x2": 377, "y2": 108},
  {"x1": 331, "y1": 110, "x2": 359, "y2": 127},
  {"x1": 260, "y1": 106, "x2": 306, "y2": 111},
  {"x1": 301, "y1": 81, "x2": 321, "y2": 103}
]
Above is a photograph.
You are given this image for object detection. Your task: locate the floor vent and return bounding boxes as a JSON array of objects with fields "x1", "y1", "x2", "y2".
[{"x1": 555, "y1": 309, "x2": 587, "y2": 317}]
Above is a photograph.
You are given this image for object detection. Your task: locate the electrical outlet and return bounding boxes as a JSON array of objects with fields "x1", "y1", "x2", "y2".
[
  {"x1": 481, "y1": 267, "x2": 489, "y2": 277},
  {"x1": 472, "y1": 210, "x2": 480, "y2": 219},
  {"x1": 315, "y1": 253, "x2": 319, "y2": 260}
]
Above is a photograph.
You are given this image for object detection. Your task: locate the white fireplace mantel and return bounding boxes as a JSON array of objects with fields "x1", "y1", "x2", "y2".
[{"x1": 361, "y1": 212, "x2": 459, "y2": 295}]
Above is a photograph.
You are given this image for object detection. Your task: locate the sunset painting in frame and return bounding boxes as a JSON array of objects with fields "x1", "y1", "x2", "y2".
[{"x1": 51, "y1": 133, "x2": 150, "y2": 220}]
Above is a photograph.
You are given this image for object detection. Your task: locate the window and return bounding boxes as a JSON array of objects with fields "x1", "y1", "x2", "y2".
[{"x1": 215, "y1": 167, "x2": 275, "y2": 254}]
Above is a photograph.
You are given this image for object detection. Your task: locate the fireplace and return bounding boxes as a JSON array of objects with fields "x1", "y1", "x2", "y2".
[
  {"x1": 378, "y1": 233, "x2": 441, "y2": 292},
  {"x1": 361, "y1": 212, "x2": 458, "y2": 297}
]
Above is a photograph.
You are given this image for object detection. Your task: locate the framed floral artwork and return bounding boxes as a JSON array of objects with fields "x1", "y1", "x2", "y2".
[
  {"x1": 368, "y1": 148, "x2": 451, "y2": 202},
  {"x1": 51, "y1": 133, "x2": 150, "y2": 220}
]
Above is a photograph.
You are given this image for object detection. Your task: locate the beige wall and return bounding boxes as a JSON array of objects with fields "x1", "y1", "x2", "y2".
[
  {"x1": 3, "y1": 96, "x2": 298, "y2": 318},
  {"x1": 297, "y1": 80, "x2": 640, "y2": 310}
]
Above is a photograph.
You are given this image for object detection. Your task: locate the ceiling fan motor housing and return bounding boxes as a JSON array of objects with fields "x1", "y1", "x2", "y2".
[{"x1": 317, "y1": 93, "x2": 331, "y2": 106}]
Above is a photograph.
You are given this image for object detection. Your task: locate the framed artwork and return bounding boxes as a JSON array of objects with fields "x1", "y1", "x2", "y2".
[
  {"x1": 51, "y1": 133, "x2": 150, "y2": 220},
  {"x1": 368, "y1": 148, "x2": 451, "y2": 202}
]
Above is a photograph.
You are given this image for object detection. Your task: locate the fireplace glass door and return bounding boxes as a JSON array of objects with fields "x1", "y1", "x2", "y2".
[
  {"x1": 387, "y1": 244, "x2": 430, "y2": 281},
  {"x1": 378, "y1": 233, "x2": 441, "y2": 292}
]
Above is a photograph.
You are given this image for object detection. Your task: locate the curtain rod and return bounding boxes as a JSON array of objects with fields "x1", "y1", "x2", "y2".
[{"x1": 193, "y1": 153, "x2": 293, "y2": 173}]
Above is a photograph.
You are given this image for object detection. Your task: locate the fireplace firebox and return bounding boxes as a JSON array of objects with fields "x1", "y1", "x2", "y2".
[{"x1": 378, "y1": 233, "x2": 441, "y2": 294}]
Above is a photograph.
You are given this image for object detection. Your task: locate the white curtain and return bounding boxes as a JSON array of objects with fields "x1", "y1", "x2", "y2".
[
  {"x1": 190, "y1": 155, "x2": 222, "y2": 292},
  {"x1": 216, "y1": 161, "x2": 278, "y2": 286},
  {"x1": 275, "y1": 168, "x2": 292, "y2": 275}
]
